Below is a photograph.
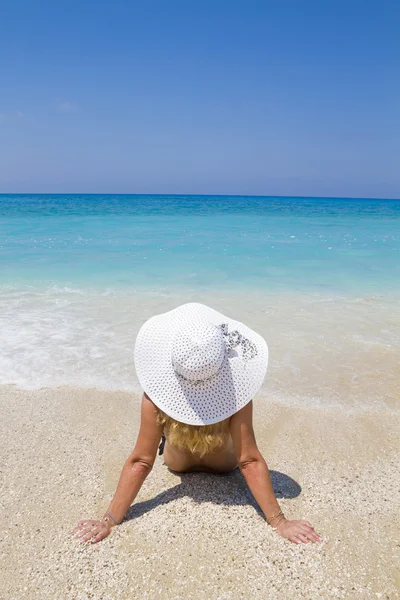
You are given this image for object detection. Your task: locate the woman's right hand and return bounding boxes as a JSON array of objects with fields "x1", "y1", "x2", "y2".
[
  {"x1": 69, "y1": 519, "x2": 113, "y2": 544},
  {"x1": 273, "y1": 518, "x2": 322, "y2": 544}
]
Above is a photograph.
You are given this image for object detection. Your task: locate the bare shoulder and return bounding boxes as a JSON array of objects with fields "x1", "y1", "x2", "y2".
[
  {"x1": 228, "y1": 401, "x2": 262, "y2": 465},
  {"x1": 229, "y1": 399, "x2": 254, "y2": 426},
  {"x1": 128, "y1": 393, "x2": 163, "y2": 467},
  {"x1": 142, "y1": 391, "x2": 159, "y2": 413}
]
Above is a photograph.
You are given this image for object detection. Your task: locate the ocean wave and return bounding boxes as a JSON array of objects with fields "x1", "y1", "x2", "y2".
[{"x1": 0, "y1": 285, "x2": 398, "y2": 414}]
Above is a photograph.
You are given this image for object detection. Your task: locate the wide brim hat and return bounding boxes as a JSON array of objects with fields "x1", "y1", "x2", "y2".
[{"x1": 134, "y1": 302, "x2": 268, "y2": 426}]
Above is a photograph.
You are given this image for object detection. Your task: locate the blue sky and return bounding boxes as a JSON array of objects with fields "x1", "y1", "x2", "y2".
[{"x1": 1, "y1": 0, "x2": 399, "y2": 197}]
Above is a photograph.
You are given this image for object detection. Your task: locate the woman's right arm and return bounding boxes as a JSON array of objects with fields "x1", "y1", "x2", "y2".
[
  {"x1": 229, "y1": 401, "x2": 322, "y2": 544},
  {"x1": 70, "y1": 393, "x2": 163, "y2": 544}
]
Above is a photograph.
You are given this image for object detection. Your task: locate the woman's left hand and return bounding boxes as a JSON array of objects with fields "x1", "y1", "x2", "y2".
[
  {"x1": 273, "y1": 518, "x2": 322, "y2": 544},
  {"x1": 69, "y1": 519, "x2": 112, "y2": 544}
]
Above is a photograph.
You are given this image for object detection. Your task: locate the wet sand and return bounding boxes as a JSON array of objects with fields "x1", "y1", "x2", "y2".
[{"x1": 0, "y1": 385, "x2": 399, "y2": 599}]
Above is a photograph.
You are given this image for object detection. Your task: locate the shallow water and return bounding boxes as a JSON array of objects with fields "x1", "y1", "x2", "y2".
[
  {"x1": 0, "y1": 285, "x2": 398, "y2": 414},
  {"x1": 0, "y1": 194, "x2": 399, "y2": 412},
  {"x1": 1, "y1": 194, "x2": 399, "y2": 292}
]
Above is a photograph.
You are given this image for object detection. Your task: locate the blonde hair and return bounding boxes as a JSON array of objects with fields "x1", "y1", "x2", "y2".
[{"x1": 156, "y1": 409, "x2": 227, "y2": 458}]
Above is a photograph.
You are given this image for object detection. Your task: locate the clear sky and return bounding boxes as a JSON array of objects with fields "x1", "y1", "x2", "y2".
[{"x1": 1, "y1": 0, "x2": 399, "y2": 197}]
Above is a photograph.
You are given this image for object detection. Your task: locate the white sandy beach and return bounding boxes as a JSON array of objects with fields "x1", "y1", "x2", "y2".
[
  {"x1": 2, "y1": 3, "x2": 400, "y2": 598},
  {"x1": 0, "y1": 384, "x2": 398, "y2": 600}
]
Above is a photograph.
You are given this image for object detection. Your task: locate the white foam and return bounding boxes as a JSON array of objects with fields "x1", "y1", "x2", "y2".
[
  {"x1": 0, "y1": 284, "x2": 399, "y2": 414},
  {"x1": 0, "y1": 285, "x2": 138, "y2": 392}
]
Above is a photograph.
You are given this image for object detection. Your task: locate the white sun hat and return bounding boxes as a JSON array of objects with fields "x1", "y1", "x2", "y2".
[{"x1": 134, "y1": 302, "x2": 268, "y2": 426}]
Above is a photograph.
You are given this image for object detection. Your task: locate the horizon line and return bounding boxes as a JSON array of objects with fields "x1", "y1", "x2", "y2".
[{"x1": 0, "y1": 192, "x2": 399, "y2": 202}]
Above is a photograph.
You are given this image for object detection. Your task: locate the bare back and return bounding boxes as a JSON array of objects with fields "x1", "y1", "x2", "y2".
[{"x1": 162, "y1": 400, "x2": 262, "y2": 474}]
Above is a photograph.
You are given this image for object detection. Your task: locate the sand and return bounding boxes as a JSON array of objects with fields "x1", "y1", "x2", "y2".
[{"x1": 0, "y1": 384, "x2": 399, "y2": 600}]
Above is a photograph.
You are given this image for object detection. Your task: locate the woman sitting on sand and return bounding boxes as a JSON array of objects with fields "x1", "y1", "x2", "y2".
[{"x1": 71, "y1": 303, "x2": 322, "y2": 545}]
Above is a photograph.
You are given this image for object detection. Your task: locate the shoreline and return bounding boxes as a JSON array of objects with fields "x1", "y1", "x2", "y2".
[
  {"x1": 1, "y1": 286, "x2": 399, "y2": 414},
  {"x1": 1, "y1": 385, "x2": 399, "y2": 599},
  {"x1": 2, "y1": 279, "x2": 400, "y2": 297},
  {"x1": 1, "y1": 382, "x2": 399, "y2": 417}
]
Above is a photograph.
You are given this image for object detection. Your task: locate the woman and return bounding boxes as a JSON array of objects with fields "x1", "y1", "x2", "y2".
[{"x1": 71, "y1": 303, "x2": 322, "y2": 545}]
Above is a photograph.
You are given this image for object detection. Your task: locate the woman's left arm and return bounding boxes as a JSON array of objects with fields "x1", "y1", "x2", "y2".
[{"x1": 70, "y1": 393, "x2": 162, "y2": 543}]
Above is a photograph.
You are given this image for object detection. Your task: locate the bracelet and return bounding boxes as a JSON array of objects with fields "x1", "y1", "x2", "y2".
[
  {"x1": 106, "y1": 510, "x2": 118, "y2": 526},
  {"x1": 104, "y1": 510, "x2": 119, "y2": 527},
  {"x1": 266, "y1": 510, "x2": 284, "y2": 525},
  {"x1": 270, "y1": 514, "x2": 286, "y2": 529},
  {"x1": 102, "y1": 516, "x2": 113, "y2": 528}
]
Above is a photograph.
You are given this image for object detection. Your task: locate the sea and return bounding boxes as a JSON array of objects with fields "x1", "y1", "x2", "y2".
[{"x1": 0, "y1": 194, "x2": 399, "y2": 414}]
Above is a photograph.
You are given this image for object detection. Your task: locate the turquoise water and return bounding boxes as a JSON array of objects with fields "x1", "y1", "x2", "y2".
[
  {"x1": 1, "y1": 194, "x2": 399, "y2": 292},
  {"x1": 0, "y1": 194, "x2": 399, "y2": 408}
]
